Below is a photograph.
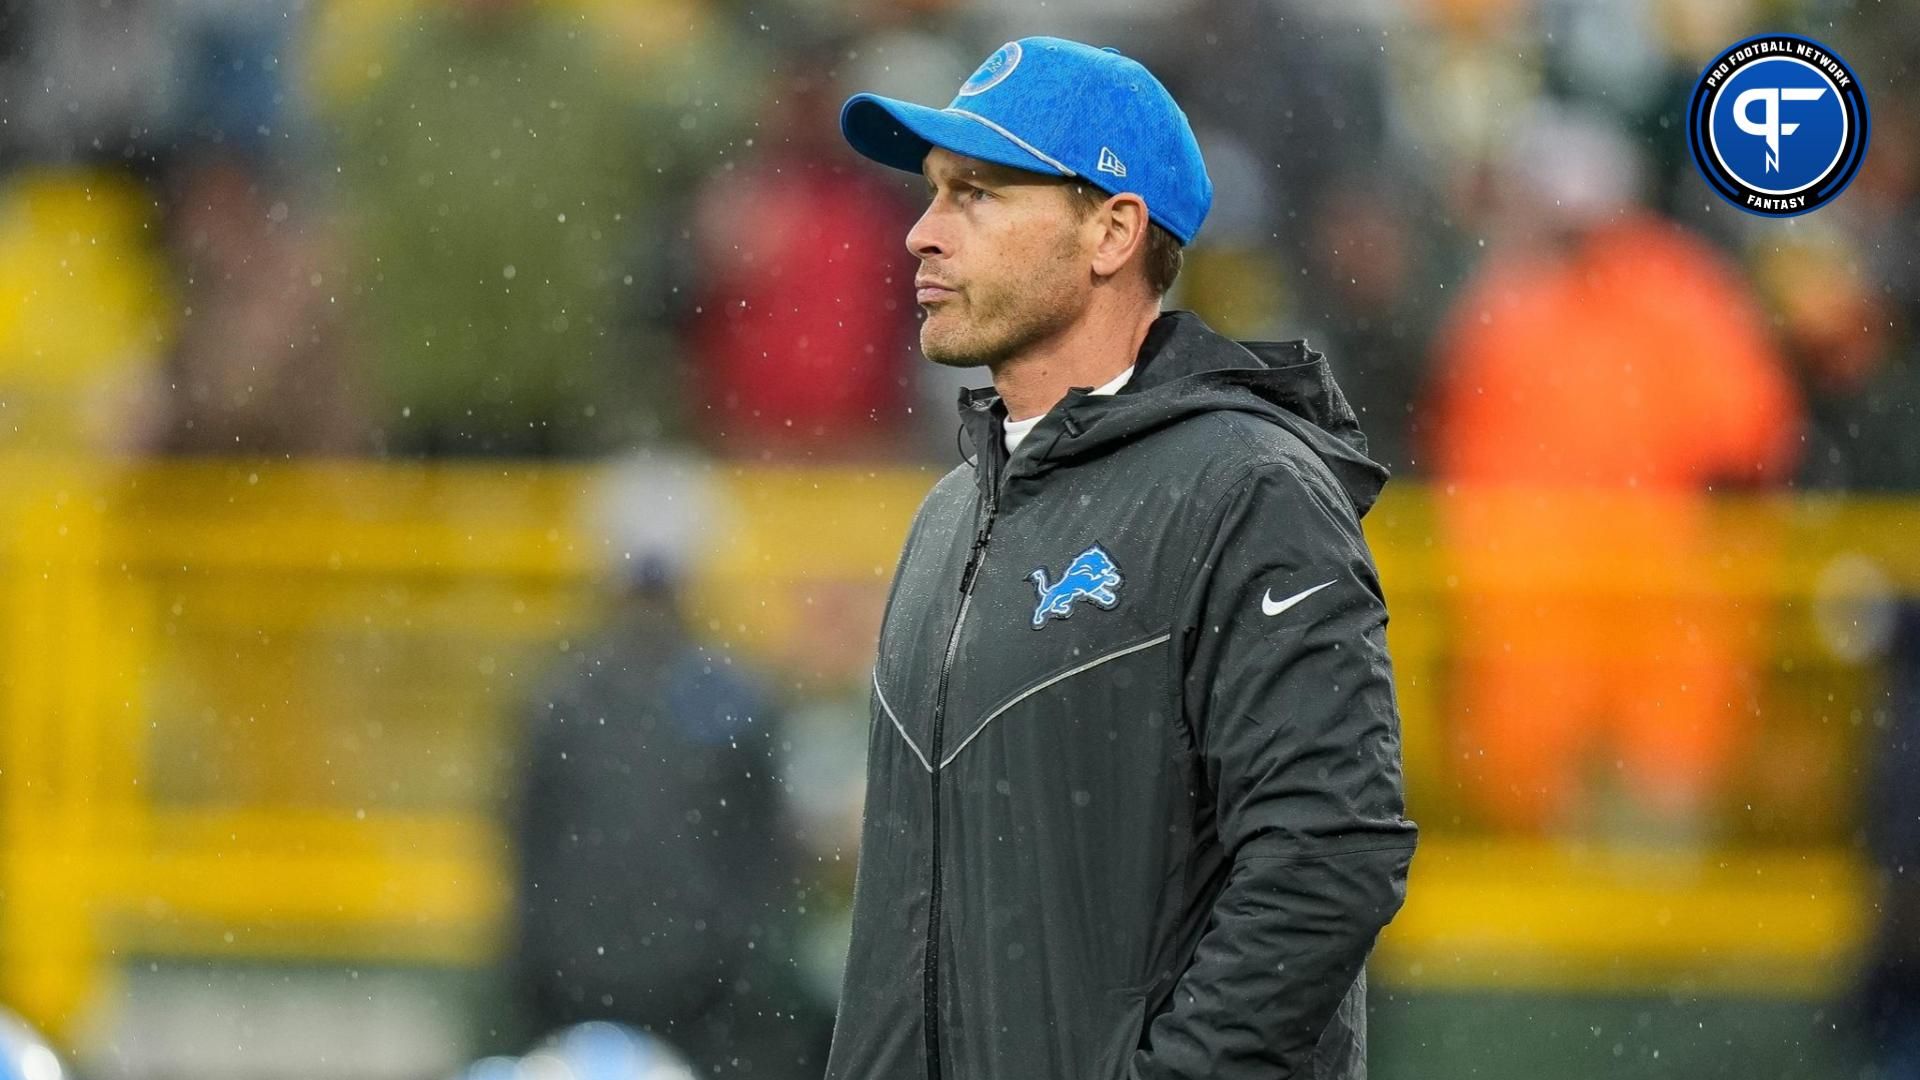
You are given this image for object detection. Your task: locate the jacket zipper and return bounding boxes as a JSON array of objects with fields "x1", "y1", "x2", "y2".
[{"x1": 926, "y1": 470, "x2": 999, "y2": 1080}]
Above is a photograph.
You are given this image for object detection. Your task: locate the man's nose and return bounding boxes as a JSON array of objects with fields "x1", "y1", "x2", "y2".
[{"x1": 906, "y1": 201, "x2": 948, "y2": 261}]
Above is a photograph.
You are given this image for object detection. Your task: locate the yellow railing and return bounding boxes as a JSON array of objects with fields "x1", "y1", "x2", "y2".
[{"x1": 1, "y1": 454, "x2": 1914, "y2": 1038}]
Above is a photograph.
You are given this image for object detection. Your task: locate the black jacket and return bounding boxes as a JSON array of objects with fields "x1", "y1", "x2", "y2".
[
  {"x1": 509, "y1": 600, "x2": 810, "y2": 1066},
  {"x1": 824, "y1": 310, "x2": 1418, "y2": 1080}
]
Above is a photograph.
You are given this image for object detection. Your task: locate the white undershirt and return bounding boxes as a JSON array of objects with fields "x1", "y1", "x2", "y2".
[{"x1": 1002, "y1": 363, "x2": 1136, "y2": 454}]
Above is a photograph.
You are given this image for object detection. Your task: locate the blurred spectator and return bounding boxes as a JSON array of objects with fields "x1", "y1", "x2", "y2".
[
  {"x1": 1618, "y1": 0, "x2": 1774, "y2": 230},
  {"x1": 114, "y1": 150, "x2": 363, "y2": 456},
  {"x1": 768, "y1": 575, "x2": 889, "y2": 1019},
  {"x1": 1386, "y1": 0, "x2": 1543, "y2": 224},
  {"x1": 1420, "y1": 105, "x2": 1802, "y2": 839},
  {"x1": 1291, "y1": 169, "x2": 1443, "y2": 475},
  {"x1": 327, "y1": 0, "x2": 753, "y2": 457},
  {"x1": 1170, "y1": 0, "x2": 1399, "y2": 242},
  {"x1": 1166, "y1": 125, "x2": 1288, "y2": 342},
  {"x1": 1810, "y1": 330, "x2": 1920, "y2": 1077},
  {"x1": 1159, "y1": 1, "x2": 1442, "y2": 473},
  {"x1": 0, "y1": 0, "x2": 307, "y2": 172},
  {"x1": 0, "y1": 165, "x2": 173, "y2": 453},
  {"x1": 0, "y1": 0, "x2": 182, "y2": 169},
  {"x1": 507, "y1": 453, "x2": 827, "y2": 1076},
  {"x1": 1805, "y1": 325, "x2": 1920, "y2": 1080},
  {"x1": 1755, "y1": 223, "x2": 1913, "y2": 491},
  {"x1": 1853, "y1": 590, "x2": 1920, "y2": 1078},
  {"x1": 685, "y1": 43, "x2": 922, "y2": 462}
]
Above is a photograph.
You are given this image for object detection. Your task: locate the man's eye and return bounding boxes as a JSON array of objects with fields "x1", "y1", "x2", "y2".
[{"x1": 923, "y1": 185, "x2": 990, "y2": 203}]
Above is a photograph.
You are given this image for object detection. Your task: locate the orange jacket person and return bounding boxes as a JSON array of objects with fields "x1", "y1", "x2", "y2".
[{"x1": 1423, "y1": 192, "x2": 1801, "y2": 835}]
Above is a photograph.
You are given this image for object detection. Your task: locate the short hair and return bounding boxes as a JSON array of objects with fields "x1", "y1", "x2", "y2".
[{"x1": 1066, "y1": 180, "x2": 1183, "y2": 298}]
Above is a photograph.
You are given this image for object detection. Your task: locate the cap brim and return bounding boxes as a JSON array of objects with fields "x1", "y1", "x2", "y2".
[{"x1": 840, "y1": 93, "x2": 1074, "y2": 180}]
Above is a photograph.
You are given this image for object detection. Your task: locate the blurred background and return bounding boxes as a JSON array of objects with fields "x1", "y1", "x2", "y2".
[{"x1": 0, "y1": 0, "x2": 1914, "y2": 1076}]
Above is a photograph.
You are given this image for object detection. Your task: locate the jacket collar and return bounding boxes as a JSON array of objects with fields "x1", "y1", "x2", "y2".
[{"x1": 954, "y1": 309, "x2": 1388, "y2": 517}]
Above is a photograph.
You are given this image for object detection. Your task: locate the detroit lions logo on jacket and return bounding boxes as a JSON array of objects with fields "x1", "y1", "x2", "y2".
[{"x1": 1028, "y1": 543, "x2": 1123, "y2": 628}]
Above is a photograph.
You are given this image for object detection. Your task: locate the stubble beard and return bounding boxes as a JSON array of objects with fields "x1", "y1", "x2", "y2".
[{"x1": 919, "y1": 228, "x2": 1084, "y2": 370}]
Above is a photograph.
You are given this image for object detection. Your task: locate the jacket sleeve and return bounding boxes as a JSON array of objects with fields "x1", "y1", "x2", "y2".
[{"x1": 1130, "y1": 459, "x2": 1419, "y2": 1079}]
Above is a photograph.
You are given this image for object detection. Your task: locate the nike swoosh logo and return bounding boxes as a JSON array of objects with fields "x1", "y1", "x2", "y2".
[{"x1": 1261, "y1": 579, "x2": 1337, "y2": 617}]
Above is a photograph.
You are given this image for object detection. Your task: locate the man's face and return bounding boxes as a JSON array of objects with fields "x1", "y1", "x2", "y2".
[{"x1": 907, "y1": 147, "x2": 1092, "y2": 368}]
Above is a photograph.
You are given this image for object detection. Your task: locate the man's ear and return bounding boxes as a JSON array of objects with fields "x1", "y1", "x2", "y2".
[{"x1": 1087, "y1": 192, "x2": 1150, "y2": 282}]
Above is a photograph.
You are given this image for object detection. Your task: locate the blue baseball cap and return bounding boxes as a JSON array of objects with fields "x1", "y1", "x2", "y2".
[{"x1": 840, "y1": 37, "x2": 1213, "y2": 245}]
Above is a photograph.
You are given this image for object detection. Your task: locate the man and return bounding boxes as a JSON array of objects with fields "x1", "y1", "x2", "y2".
[
  {"x1": 508, "y1": 454, "x2": 824, "y2": 1073},
  {"x1": 827, "y1": 36, "x2": 1418, "y2": 1080},
  {"x1": 1420, "y1": 107, "x2": 1800, "y2": 837}
]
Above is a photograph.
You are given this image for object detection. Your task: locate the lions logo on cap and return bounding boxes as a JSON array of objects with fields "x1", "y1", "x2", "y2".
[{"x1": 958, "y1": 41, "x2": 1022, "y2": 97}]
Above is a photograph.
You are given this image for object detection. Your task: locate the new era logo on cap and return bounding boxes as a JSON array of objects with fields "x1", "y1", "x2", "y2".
[{"x1": 838, "y1": 36, "x2": 1214, "y2": 245}]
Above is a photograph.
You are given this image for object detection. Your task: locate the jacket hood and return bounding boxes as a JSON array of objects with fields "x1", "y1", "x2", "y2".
[{"x1": 956, "y1": 309, "x2": 1390, "y2": 517}]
